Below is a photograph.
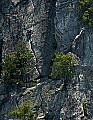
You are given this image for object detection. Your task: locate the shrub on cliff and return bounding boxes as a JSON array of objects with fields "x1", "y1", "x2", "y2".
[
  {"x1": 50, "y1": 52, "x2": 77, "y2": 80},
  {"x1": 78, "y1": 0, "x2": 93, "y2": 26},
  {"x1": 9, "y1": 100, "x2": 36, "y2": 120},
  {"x1": 2, "y1": 40, "x2": 34, "y2": 87}
]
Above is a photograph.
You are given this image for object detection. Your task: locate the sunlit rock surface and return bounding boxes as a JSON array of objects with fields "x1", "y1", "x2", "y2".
[{"x1": 0, "y1": 0, "x2": 93, "y2": 120}]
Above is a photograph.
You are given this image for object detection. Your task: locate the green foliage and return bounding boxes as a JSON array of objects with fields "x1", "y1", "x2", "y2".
[
  {"x1": 50, "y1": 52, "x2": 77, "y2": 80},
  {"x1": 2, "y1": 40, "x2": 33, "y2": 86},
  {"x1": 78, "y1": 0, "x2": 93, "y2": 26},
  {"x1": 9, "y1": 100, "x2": 36, "y2": 120},
  {"x1": 82, "y1": 102, "x2": 88, "y2": 116}
]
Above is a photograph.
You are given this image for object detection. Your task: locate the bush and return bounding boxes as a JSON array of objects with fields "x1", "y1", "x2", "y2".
[
  {"x1": 9, "y1": 100, "x2": 36, "y2": 120},
  {"x1": 50, "y1": 52, "x2": 77, "y2": 80},
  {"x1": 78, "y1": 0, "x2": 93, "y2": 26},
  {"x1": 2, "y1": 40, "x2": 34, "y2": 87}
]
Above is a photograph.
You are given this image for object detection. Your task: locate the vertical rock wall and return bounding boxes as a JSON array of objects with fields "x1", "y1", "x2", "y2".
[
  {"x1": 0, "y1": 0, "x2": 57, "y2": 119},
  {"x1": 0, "y1": 0, "x2": 57, "y2": 77},
  {"x1": 0, "y1": 0, "x2": 93, "y2": 120},
  {"x1": 55, "y1": 0, "x2": 93, "y2": 119}
]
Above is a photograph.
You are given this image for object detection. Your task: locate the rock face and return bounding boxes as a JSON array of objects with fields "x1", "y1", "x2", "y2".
[{"x1": 0, "y1": 0, "x2": 93, "y2": 120}]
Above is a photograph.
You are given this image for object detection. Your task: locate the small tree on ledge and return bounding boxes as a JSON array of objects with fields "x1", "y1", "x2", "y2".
[
  {"x1": 50, "y1": 52, "x2": 77, "y2": 88},
  {"x1": 9, "y1": 100, "x2": 36, "y2": 120},
  {"x1": 1, "y1": 40, "x2": 34, "y2": 89},
  {"x1": 78, "y1": 0, "x2": 93, "y2": 26}
]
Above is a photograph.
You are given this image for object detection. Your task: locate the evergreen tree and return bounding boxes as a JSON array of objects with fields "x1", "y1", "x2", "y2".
[
  {"x1": 2, "y1": 40, "x2": 34, "y2": 88},
  {"x1": 78, "y1": 0, "x2": 93, "y2": 26},
  {"x1": 9, "y1": 100, "x2": 36, "y2": 120},
  {"x1": 50, "y1": 52, "x2": 77, "y2": 88}
]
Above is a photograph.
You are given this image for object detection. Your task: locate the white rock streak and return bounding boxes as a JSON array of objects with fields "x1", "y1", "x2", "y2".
[
  {"x1": 72, "y1": 27, "x2": 85, "y2": 48},
  {"x1": 27, "y1": 40, "x2": 32, "y2": 50}
]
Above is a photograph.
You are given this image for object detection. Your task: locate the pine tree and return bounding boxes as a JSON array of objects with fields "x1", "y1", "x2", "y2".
[
  {"x1": 2, "y1": 40, "x2": 34, "y2": 88},
  {"x1": 9, "y1": 100, "x2": 36, "y2": 120},
  {"x1": 78, "y1": 0, "x2": 93, "y2": 26},
  {"x1": 50, "y1": 52, "x2": 77, "y2": 88}
]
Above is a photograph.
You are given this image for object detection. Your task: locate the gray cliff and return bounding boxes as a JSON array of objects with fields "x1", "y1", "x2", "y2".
[{"x1": 0, "y1": 0, "x2": 93, "y2": 120}]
